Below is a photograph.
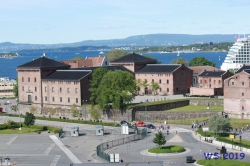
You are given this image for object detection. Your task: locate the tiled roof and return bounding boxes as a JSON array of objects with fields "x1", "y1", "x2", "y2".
[
  {"x1": 236, "y1": 64, "x2": 250, "y2": 73},
  {"x1": 70, "y1": 65, "x2": 133, "y2": 73},
  {"x1": 198, "y1": 71, "x2": 226, "y2": 77},
  {"x1": 87, "y1": 57, "x2": 104, "y2": 66},
  {"x1": 111, "y1": 52, "x2": 157, "y2": 63},
  {"x1": 188, "y1": 66, "x2": 223, "y2": 74},
  {"x1": 135, "y1": 64, "x2": 181, "y2": 73},
  {"x1": 42, "y1": 70, "x2": 92, "y2": 81},
  {"x1": 243, "y1": 69, "x2": 250, "y2": 74},
  {"x1": 17, "y1": 56, "x2": 70, "y2": 69}
]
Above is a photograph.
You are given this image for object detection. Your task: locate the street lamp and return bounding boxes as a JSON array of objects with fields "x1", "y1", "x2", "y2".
[
  {"x1": 16, "y1": 99, "x2": 21, "y2": 134},
  {"x1": 82, "y1": 100, "x2": 87, "y2": 121}
]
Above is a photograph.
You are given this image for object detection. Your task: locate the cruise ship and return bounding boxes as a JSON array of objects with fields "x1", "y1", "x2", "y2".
[{"x1": 221, "y1": 35, "x2": 250, "y2": 71}]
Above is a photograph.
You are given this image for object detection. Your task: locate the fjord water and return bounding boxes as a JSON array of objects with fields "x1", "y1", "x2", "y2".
[{"x1": 0, "y1": 51, "x2": 227, "y2": 79}]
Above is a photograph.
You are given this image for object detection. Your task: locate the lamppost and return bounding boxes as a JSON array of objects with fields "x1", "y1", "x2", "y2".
[
  {"x1": 82, "y1": 100, "x2": 87, "y2": 121},
  {"x1": 16, "y1": 99, "x2": 21, "y2": 134},
  {"x1": 144, "y1": 100, "x2": 148, "y2": 123}
]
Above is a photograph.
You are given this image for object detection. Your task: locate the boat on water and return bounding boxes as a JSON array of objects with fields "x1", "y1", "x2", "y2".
[
  {"x1": 177, "y1": 50, "x2": 180, "y2": 56},
  {"x1": 221, "y1": 35, "x2": 250, "y2": 71},
  {"x1": 99, "y1": 51, "x2": 104, "y2": 54}
]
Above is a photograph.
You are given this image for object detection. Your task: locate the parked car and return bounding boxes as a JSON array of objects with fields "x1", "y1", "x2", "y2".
[
  {"x1": 120, "y1": 120, "x2": 130, "y2": 126},
  {"x1": 147, "y1": 124, "x2": 156, "y2": 129},
  {"x1": 136, "y1": 121, "x2": 146, "y2": 127}
]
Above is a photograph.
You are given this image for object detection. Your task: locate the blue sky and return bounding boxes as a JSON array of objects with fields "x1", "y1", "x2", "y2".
[{"x1": 0, "y1": 0, "x2": 250, "y2": 44}]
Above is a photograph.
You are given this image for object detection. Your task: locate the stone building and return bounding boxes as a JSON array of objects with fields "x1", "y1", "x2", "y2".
[
  {"x1": 224, "y1": 68, "x2": 250, "y2": 119},
  {"x1": 135, "y1": 64, "x2": 193, "y2": 95},
  {"x1": 0, "y1": 77, "x2": 16, "y2": 98},
  {"x1": 109, "y1": 52, "x2": 157, "y2": 72},
  {"x1": 188, "y1": 66, "x2": 223, "y2": 87},
  {"x1": 190, "y1": 70, "x2": 233, "y2": 96}
]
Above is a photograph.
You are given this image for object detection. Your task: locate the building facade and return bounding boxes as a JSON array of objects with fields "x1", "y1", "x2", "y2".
[
  {"x1": 135, "y1": 64, "x2": 193, "y2": 95},
  {"x1": 224, "y1": 69, "x2": 250, "y2": 119},
  {"x1": 0, "y1": 77, "x2": 16, "y2": 98}
]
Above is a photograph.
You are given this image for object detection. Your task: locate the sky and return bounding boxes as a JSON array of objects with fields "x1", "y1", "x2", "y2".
[{"x1": 0, "y1": 0, "x2": 250, "y2": 44}]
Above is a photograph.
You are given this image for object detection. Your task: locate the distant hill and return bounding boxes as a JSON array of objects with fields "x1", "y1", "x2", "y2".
[{"x1": 0, "y1": 34, "x2": 238, "y2": 52}]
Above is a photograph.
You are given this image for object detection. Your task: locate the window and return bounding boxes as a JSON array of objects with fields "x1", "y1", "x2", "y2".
[
  {"x1": 22, "y1": 77, "x2": 24, "y2": 82},
  {"x1": 34, "y1": 78, "x2": 36, "y2": 82},
  {"x1": 76, "y1": 98, "x2": 78, "y2": 103},
  {"x1": 52, "y1": 97, "x2": 55, "y2": 102},
  {"x1": 200, "y1": 80, "x2": 202, "y2": 84},
  {"x1": 75, "y1": 88, "x2": 78, "y2": 93},
  {"x1": 52, "y1": 87, "x2": 54, "y2": 92},
  {"x1": 68, "y1": 98, "x2": 70, "y2": 103},
  {"x1": 176, "y1": 88, "x2": 178, "y2": 91},
  {"x1": 45, "y1": 87, "x2": 47, "y2": 92},
  {"x1": 45, "y1": 96, "x2": 47, "y2": 101},
  {"x1": 35, "y1": 96, "x2": 37, "y2": 101},
  {"x1": 167, "y1": 88, "x2": 169, "y2": 92},
  {"x1": 60, "y1": 97, "x2": 62, "y2": 102},
  {"x1": 219, "y1": 80, "x2": 221, "y2": 84},
  {"x1": 160, "y1": 88, "x2": 162, "y2": 92},
  {"x1": 242, "y1": 106, "x2": 244, "y2": 110},
  {"x1": 22, "y1": 86, "x2": 24, "y2": 91},
  {"x1": 242, "y1": 82, "x2": 244, "y2": 86},
  {"x1": 232, "y1": 82, "x2": 234, "y2": 85},
  {"x1": 60, "y1": 87, "x2": 62, "y2": 93},
  {"x1": 209, "y1": 78, "x2": 211, "y2": 82},
  {"x1": 67, "y1": 88, "x2": 70, "y2": 93},
  {"x1": 35, "y1": 87, "x2": 37, "y2": 92},
  {"x1": 209, "y1": 84, "x2": 211, "y2": 88},
  {"x1": 242, "y1": 93, "x2": 244, "y2": 96},
  {"x1": 205, "y1": 80, "x2": 207, "y2": 83},
  {"x1": 159, "y1": 79, "x2": 161, "y2": 84},
  {"x1": 28, "y1": 77, "x2": 30, "y2": 82},
  {"x1": 152, "y1": 79, "x2": 154, "y2": 83},
  {"x1": 167, "y1": 80, "x2": 169, "y2": 84}
]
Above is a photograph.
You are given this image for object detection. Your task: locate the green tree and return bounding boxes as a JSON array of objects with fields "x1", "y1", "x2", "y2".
[
  {"x1": 144, "y1": 55, "x2": 162, "y2": 64},
  {"x1": 170, "y1": 57, "x2": 189, "y2": 65},
  {"x1": 71, "y1": 104, "x2": 79, "y2": 117},
  {"x1": 89, "y1": 68, "x2": 109, "y2": 105},
  {"x1": 96, "y1": 70, "x2": 135, "y2": 110},
  {"x1": 189, "y1": 57, "x2": 215, "y2": 67},
  {"x1": 89, "y1": 105, "x2": 102, "y2": 121},
  {"x1": 229, "y1": 69, "x2": 235, "y2": 74},
  {"x1": 208, "y1": 115, "x2": 231, "y2": 136},
  {"x1": 151, "y1": 82, "x2": 160, "y2": 95},
  {"x1": 13, "y1": 77, "x2": 18, "y2": 99},
  {"x1": 105, "y1": 49, "x2": 128, "y2": 61},
  {"x1": 72, "y1": 56, "x2": 83, "y2": 60},
  {"x1": 141, "y1": 79, "x2": 149, "y2": 95},
  {"x1": 24, "y1": 112, "x2": 36, "y2": 131},
  {"x1": 153, "y1": 131, "x2": 166, "y2": 148},
  {"x1": 50, "y1": 107, "x2": 56, "y2": 117}
]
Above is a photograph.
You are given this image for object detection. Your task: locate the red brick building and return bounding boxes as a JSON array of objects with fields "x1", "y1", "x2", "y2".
[
  {"x1": 224, "y1": 66, "x2": 250, "y2": 119},
  {"x1": 190, "y1": 70, "x2": 233, "y2": 96},
  {"x1": 135, "y1": 64, "x2": 193, "y2": 95}
]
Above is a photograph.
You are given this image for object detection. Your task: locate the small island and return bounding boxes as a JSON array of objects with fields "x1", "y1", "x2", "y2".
[{"x1": 0, "y1": 52, "x2": 20, "y2": 59}]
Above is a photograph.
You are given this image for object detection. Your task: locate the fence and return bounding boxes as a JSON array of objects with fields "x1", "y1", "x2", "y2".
[{"x1": 96, "y1": 127, "x2": 147, "y2": 162}]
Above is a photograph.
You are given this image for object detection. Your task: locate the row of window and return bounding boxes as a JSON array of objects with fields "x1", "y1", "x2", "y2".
[
  {"x1": 45, "y1": 87, "x2": 78, "y2": 93},
  {"x1": 0, "y1": 84, "x2": 14, "y2": 86},
  {"x1": 35, "y1": 96, "x2": 79, "y2": 103},
  {"x1": 42, "y1": 96, "x2": 78, "y2": 103},
  {"x1": 231, "y1": 82, "x2": 249, "y2": 86},
  {"x1": 138, "y1": 79, "x2": 170, "y2": 84},
  {"x1": 200, "y1": 80, "x2": 221, "y2": 84},
  {"x1": 22, "y1": 77, "x2": 36, "y2": 82}
]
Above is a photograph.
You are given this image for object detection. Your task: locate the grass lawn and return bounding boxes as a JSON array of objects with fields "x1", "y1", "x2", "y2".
[
  {"x1": 197, "y1": 159, "x2": 250, "y2": 166},
  {"x1": 148, "y1": 145, "x2": 185, "y2": 153},
  {"x1": 0, "y1": 127, "x2": 39, "y2": 134},
  {"x1": 167, "y1": 105, "x2": 223, "y2": 112}
]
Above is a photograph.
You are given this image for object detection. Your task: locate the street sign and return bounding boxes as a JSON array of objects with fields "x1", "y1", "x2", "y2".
[
  {"x1": 229, "y1": 134, "x2": 235, "y2": 139},
  {"x1": 202, "y1": 127, "x2": 209, "y2": 132}
]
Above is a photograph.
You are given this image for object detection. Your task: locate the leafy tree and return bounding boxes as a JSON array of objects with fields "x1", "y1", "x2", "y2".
[
  {"x1": 96, "y1": 70, "x2": 135, "y2": 110},
  {"x1": 13, "y1": 77, "x2": 18, "y2": 99},
  {"x1": 151, "y1": 82, "x2": 160, "y2": 95},
  {"x1": 89, "y1": 105, "x2": 102, "y2": 121},
  {"x1": 170, "y1": 57, "x2": 188, "y2": 65},
  {"x1": 135, "y1": 79, "x2": 142, "y2": 95},
  {"x1": 189, "y1": 57, "x2": 215, "y2": 67},
  {"x1": 229, "y1": 69, "x2": 235, "y2": 74},
  {"x1": 141, "y1": 79, "x2": 149, "y2": 95},
  {"x1": 144, "y1": 55, "x2": 162, "y2": 64},
  {"x1": 105, "y1": 49, "x2": 128, "y2": 61},
  {"x1": 208, "y1": 115, "x2": 231, "y2": 136},
  {"x1": 50, "y1": 107, "x2": 56, "y2": 117},
  {"x1": 71, "y1": 104, "x2": 79, "y2": 117},
  {"x1": 24, "y1": 112, "x2": 36, "y2": 131},
  {"x1": 89, "y1": 68, "x2": 109, "y2": 105},
  {"x1": 72, "y1": 56, "x2": 83, "y2": 60},
  {"x1": 30, "y1": 105, "x2": 36, "y2": 114},
  {"x1": 153, "y1": 131, "x2": 166, "y2": 148}
]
